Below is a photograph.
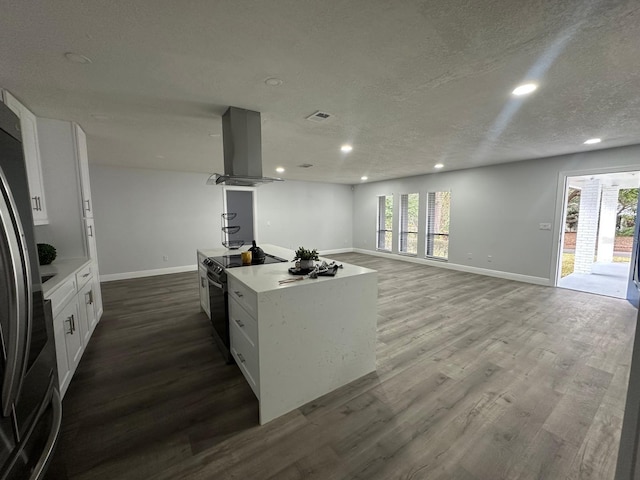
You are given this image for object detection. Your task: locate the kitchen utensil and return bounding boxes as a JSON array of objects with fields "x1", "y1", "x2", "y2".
[{"x1": 248, "y1": 240, "x2": 266, "y2": 264}]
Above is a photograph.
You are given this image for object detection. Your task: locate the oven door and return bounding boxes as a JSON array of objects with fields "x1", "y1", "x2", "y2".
[{"x1": 206, "y1": 272, "x2": 232, "y2": 363}]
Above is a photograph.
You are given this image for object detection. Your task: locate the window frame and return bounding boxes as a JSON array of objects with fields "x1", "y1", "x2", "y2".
[
  {"x1": 399, "y1": 192, "x2": 419, "y2": 256},
  {"x1": 425, "y1": 191, "x2": 450, "y2": 261},
  {"x1": 376, "y1": 194, "x2": 393, "y2": 252}
]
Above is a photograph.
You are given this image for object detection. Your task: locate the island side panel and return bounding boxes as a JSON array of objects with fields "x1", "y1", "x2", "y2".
[{"x1": 256, "y1": 272, "x2": 378, "y2": 424}]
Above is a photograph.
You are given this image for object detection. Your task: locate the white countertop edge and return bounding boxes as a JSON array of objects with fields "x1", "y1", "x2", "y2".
[{"x1": 41, "y1": 257, "x2": 92, "y2": 297}]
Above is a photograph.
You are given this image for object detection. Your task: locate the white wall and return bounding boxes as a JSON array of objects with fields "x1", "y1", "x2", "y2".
[
  {"x1": 353, "y1": 145, "x2": 640, "y2": 284},
  {"x1": 90, "y1": 165, "x2": 353, "y2": 276},
  {"x1": 256, "y1": 180, "x2": 353, "y2": 252}
]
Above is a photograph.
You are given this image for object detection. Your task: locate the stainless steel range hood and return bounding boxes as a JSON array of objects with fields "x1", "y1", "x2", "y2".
[{"x1": 207, "y1": 107, "x2": 283, "y2": 187}]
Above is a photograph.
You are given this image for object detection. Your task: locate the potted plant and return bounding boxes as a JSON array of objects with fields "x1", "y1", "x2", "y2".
[{"x1": 293, "y1": 247, "x2": 319, "y2": 270}]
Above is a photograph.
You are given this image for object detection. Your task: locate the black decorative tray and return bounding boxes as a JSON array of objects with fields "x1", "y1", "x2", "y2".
[{"x1": 288, "y1": 266, "x2": 339, "y2": 277}]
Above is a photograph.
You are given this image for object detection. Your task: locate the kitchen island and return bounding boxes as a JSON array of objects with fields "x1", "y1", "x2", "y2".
[{"x1": 197, "y1": 245, "x2": 377, "y2": 424}]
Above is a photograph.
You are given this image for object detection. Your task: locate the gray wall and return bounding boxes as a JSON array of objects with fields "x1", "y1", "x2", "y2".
[
  {"x1": 352, "y1": 145, "x2": 640, "y2": 283},
  {"x1": 90, "y1": 165, "x2": 353, "y2": 276},
  {"x1": 256, "y1": 180, "x2": 353, "y2": 252}
]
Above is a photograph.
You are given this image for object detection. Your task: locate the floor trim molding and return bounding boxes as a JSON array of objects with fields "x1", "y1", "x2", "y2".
[
  {"x1": 101, "y1": 265, "x2": 197, "y2": 282},
  {"x1": 352, "y1": 248, "x2": 552, "y2": 286}
]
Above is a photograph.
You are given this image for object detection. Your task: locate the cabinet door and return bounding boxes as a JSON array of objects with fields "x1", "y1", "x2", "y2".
[
  {"x1": 92, "y1": 261, "x2": 103, "y2": 322},
  {"x1": 198, "y1": 267, "x2": 210, "y2": 318},
  {"x1": 54, "y1": 298, "x2": 82, "y2": 397},
  {"x1": 3, "y1": 91, "x2": 48, "y2": 224},
  {"x1": 74, "y1": 124, "x2": 93, "y2": 218},
  {"x1": 85, "y1": 218, "x2": 98, "y2": 259},
  {"x1": 77, "y1": 281, "x2": 95, "y2": 345}
]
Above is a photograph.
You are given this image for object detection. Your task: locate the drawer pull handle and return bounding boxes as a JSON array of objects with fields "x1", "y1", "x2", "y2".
[
  {"x1": 82, "y1": 273, "x2": 90, "y2": 278},
  {"x1": 71, "y1": 314, "x2": 76, "y2": 333},
  {"x1": 235, "y1": 319, "x2": 245, "y2": 328},
  {"x1": 237, "y1": 353, "x2": 246, "y2": 363},
  {"x1": 234, "y1": 291, "x2": 243, "y2": 298},
  {"x1": 85, "y1": 199, "x2": 91, "y2": 212}
]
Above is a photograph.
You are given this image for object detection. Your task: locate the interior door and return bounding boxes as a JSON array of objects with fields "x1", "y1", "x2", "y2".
[{"x1": 626, "y1": 193, "x2": 640, "y2": 307}]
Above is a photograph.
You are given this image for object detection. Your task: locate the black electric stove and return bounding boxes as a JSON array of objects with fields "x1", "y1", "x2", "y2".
[{"x1": 208, "y1": 252, "x2": 288, "y2": 269}]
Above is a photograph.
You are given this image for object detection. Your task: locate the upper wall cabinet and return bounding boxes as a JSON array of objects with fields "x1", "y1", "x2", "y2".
[
  {"x1": 1, "y1": 90, "x2": 49, "y2": 224},
  {"x1": 74, "y1": 125, "x2": 93, "y2": 218}
]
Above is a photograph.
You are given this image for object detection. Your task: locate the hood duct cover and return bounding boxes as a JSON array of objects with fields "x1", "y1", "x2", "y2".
[{"x1": 207, "y1": 106, "x2": 283, "y2": 187}]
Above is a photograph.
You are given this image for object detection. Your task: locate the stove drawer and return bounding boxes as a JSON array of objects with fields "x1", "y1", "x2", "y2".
[
  {"x1": 230, "y1": 319, "x2": 259, "y2": 398},
  {"x1": 229, "y1": 297, "x2": 257, "y2": 347},
  {"x1": 228, "y1": 277, "x2": 257, "y2": 318}
]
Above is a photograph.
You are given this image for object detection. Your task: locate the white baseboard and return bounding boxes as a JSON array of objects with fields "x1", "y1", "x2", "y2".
[
  {"x1": 101, "y1": 264, "x2": 198, "y2": 282},
  {"x1": 322, "y1": 247, "x2": 355, "y2": 255},
  {"x1": 352, "y1": 248, "x2": 552, "y2": 286}
]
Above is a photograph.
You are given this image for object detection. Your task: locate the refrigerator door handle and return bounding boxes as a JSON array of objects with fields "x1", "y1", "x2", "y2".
[
  {"x1": 28, "y1": 386, "x2": 62, "y2": 480},
  {"x1": 0, "y1": 168, "x2": 31, "y2": 418}
]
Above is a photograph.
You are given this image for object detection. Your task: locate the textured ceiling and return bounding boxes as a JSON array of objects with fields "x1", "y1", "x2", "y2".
[{"x1": 1, "y1": 1, "x2": 639, "y2": 184}]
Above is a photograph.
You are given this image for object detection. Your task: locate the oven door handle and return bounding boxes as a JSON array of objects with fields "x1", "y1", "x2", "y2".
[{"x1": 206, "y1": 273, "x2": 223, "y2": 289}]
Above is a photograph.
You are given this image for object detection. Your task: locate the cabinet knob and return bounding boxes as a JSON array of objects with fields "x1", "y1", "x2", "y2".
[
  {"x1": 234, "y1": 291, "x2": 243, "y2": 298},
  {"x1": 235, "y1": 319, "x2": 245, "y2": 328},
  {"x1": 237, "y1": 353, "x2": 246, "y2": 363}
]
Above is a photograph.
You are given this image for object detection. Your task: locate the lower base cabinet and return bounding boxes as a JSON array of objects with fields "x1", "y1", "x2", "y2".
[
  {"x1": 47, "y1": 260, "x2": 103, "y2": 398},
  {"x1": 53, "y1": 297, "x2": 82, "y2": 397}
]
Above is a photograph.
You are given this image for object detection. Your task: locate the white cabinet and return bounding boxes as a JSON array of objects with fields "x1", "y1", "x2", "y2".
[
  {"x1": 53, "y1": 295, "x2": 82, "y2": 397},
  {"x1": 78, "y1": 281, "x2": 96, "y2": 345},
  {"x1": 2, "y1": 90, "x2": 48, "y2": 224},
  {"x1": 74, "y1": 124, "x2": 93, "y2": 218},
  {"x1": 85, "y1": 218, "x2": 97, "y2": 259},
  {"x1": 198, "y1": 266, "x2": 210, "y2": 318},
  {"x1": 46, "y1": 260, "x2": 101, "y2": 398},
  {"x1": 92, "y1": 261, "x2": 103, "y2": 320},
  {"x1": 229, "y1": 296, "x2": 259, "y2": 397}
]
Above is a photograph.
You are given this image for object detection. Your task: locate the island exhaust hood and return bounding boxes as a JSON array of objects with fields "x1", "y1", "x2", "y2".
[{"x1": 207, "y1": 106, "x2": 283, "y2": 187}]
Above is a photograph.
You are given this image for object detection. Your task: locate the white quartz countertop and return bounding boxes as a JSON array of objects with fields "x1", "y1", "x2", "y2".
[
  {"x1": 197, "y1": 244, "x2": 376, "y2": 294},
  {"x1": 40, "y1": 257, "x2": 91, "y2": 297}
]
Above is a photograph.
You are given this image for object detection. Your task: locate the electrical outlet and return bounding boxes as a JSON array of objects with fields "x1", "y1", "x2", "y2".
[
  {"x1": 163, "y1": 255, "x2": 169, "y2": 262},
  {"x1": 467, "y1": 253, "x2": 472, "y2": 259},
  {"x1": 539, "y1": 223, "x2": 552, "y2": 230},
  {"x1": 487, "y1": 255, "x2": 492, "y2": 262}
]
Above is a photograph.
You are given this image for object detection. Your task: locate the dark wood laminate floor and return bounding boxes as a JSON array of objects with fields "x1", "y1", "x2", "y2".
[{"x1": 45, "y1": 253, "x2": 637, "y2": 480}]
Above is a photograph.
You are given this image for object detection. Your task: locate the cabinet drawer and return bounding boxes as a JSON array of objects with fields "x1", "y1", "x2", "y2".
[
  {"x1": 48, "y1": 277, "x2": 77, "y2": 317},
  {"x1": 228, "y1": 278, "x2": 257, "y2": 318},
  {"x1": 230, "y1": 320, "x2": 260, "y2": 398},
  {"x1": 229, "y1": 297, "x2": 257, "y2": 347},
  {"x1": 75, "y1": 263, "x2": 93, "y2": 288}
]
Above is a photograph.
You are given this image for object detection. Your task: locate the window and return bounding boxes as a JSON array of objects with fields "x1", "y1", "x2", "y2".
[
  {"x1": 426, "y1": 191, "x2": 450, "y2": 259},
  {"x1": 399, "y1": 193, "x2": 419, "y2": 254},
  {"x1": 376, "y1": 195, "x2": 393, "y2": 251}
]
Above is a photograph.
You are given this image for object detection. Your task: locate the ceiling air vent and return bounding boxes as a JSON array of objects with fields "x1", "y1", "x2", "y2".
[
  {"x1": 298, "y1": 163, "x2": 314, "y2": 168},
  {"x1": 306, "y1": 111, "x2": 332, "y2": 123}
]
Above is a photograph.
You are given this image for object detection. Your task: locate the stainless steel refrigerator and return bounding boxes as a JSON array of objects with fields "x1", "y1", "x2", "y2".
[{"x1": 0, "y1": 102, "x2": 61, "y2": 478}]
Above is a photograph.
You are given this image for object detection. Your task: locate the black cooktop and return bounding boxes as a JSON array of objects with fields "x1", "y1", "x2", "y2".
[{"x1": 209, "y1": 252, "x2": 288, "y2": 269}]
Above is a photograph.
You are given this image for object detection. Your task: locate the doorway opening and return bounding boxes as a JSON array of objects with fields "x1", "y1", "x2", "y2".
[{"x1": 557, "y1": 171, "x2": 639, "y2": 299}]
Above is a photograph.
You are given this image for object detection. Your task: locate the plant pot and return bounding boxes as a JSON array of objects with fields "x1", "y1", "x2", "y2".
[{"x1": 299, "y1": 259, "x2": 315, "y2": 270}]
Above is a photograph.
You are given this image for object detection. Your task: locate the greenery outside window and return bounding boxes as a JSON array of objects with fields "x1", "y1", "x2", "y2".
[
  {"x1": 426, "y1": 191, "x2": 450, "y2": 259},
  {"x1": 399, "y1": 193, "x2": 419, "y2": 254},
  {"x1": 376, "y1": 195, "x2": 393, "y2": 251}
]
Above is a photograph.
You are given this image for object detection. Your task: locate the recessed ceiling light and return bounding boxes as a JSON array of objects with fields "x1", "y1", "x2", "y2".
[
  {"x1": 265, "y1": 77, "x2": 283, "y2": 86},
  {"x1": 341, "y1": 144, "x2": 353, "y2": 153},
  {"x1": 64, "y1": 52, "x2": 92, "y2": 64},
  {"x1": 156, "y1": 155, "x2": 165, "y2": 159},
  {"x1": 90, "y1": 114, "x2": 110, "y2": 121},
  {"x1": 512, "y1": 83, "x2": 538, "y2": 96},
  {"x1": 209, "y1": 133, "x2": 220, "y2": 137},
  {"x1": 584, "y1": 138, "x2": 602, "y2": 145},
  {"x1": 434, "y1": 163, "x2": 444, "y2": 169},
  {"x1": 276, "y1": 167, "x2": 285, "y2": 173},
  {"x1": 361, "y1": 176, "x2": 368, "y2": 181}
]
